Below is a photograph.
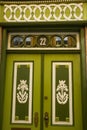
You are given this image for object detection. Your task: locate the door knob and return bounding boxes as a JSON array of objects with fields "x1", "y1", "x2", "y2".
[{"x1": 44, "y1": 112, "x2": 49, "y2": 127}]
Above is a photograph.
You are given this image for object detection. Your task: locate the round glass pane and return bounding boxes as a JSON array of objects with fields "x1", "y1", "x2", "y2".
[
  {"x1": 25, "y1": 36, "x2": 33, "y2": 47},
  {"x1": 51, "y1": 36, "x2": 62, "y2": 47},
  {"x1": 11, "y1": 36, "x2": 23, "y2": 47},
  {"x1": 64, "y1": 36, "x2": 76, "y2": 47}
]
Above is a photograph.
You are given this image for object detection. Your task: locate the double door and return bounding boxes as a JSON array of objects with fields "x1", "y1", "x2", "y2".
[{"x1": 2, "y1": 53, "x2": 83, "y2": 130}]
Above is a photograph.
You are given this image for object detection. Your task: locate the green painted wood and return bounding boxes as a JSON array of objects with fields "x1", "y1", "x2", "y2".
[
  {"x1": 0, "y1": 2, "x2": 87, "y2": 23},
  {"x1": 44, "y1": 54, "x2": 83, "y2": 130},
  {"x1": 14, "y1": 64, "x2": 30, "y2": 121},
  {"x1": 2, "y1": 54, "x2": 41, "y2": 130},
  {"x1": 0, "y1": 29, "x2": 7, "y2": 130},
  {"x1": 0, "y1": 5, "x2": 5, "y2": 22},
  {"x1": 55, "y1": 65, "x2": 69, "y2": 121},
  {"x1": 0, "y1": 26, "x2": 86, "y2": 130},
  {"x1": 2, "y1": 53, "x2": 83, "y2": 130},
  {"x1": 40, "y1": 54, "x2": 44, "y2": 130},
  {"x1": 80, "y1": 28, "x2": 87, "y2": 130}
]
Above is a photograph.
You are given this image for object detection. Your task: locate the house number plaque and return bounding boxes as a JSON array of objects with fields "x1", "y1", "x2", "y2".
[{"x1": 37, "y1": 35, "x2": 48, "y2": 47}]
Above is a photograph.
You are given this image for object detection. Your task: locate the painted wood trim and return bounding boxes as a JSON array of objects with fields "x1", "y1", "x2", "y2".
[
  {"x1": 0, "y1": 26, "x2": 2, "y2": 130},
  {"x1": 0, "y1": 26, "x2": 86, "y2": 130},
  {"x1": 0, "y1": 0, "x2": 83, "y2": 4},
  {"x1": 0, "y1": 29, "x2": 7, "y2": 130},
  {"x1": 3, "y1": 3, "x2": 83, "y2": 22},
  {"x1": 0, "y1": 27, "x2": 2, "y2": 64},
  {"x1": 7, "y1": 32, "x2": 80, "y2": 50},
  {"x1": 11, "y1": 128, "x2": 31, "y2": 130},
  {"x1": 85, "y1": 27, "x2": 87, "y2": 129},
  {"x1": 80, "y1": 28, "x2": 87, "y2": 130},
  {"x1": 11, "y1": 62, "x2": 33, "y2": 124},
  {"x1": 0, "y1": 22, "x2": 86, "y2": 28},
  {"x1": 40, "y1": 54, "x2": 44, "y2": 130},
  {"x1": 85, "y1": 27, "x2": 87, "y2": 82},
  {"x1": 52, "y1": 61, "x2": 73, "y2": 125}
]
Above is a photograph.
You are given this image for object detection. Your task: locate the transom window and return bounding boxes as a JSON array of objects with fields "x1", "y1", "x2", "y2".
[{"x1": 8, "y1": 32, "x2": 80, "y2": 50}]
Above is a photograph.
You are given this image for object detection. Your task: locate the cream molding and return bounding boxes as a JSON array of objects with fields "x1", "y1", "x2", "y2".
[{"x1": 0, "y1": 0, "x2": 83, "y2": 4}]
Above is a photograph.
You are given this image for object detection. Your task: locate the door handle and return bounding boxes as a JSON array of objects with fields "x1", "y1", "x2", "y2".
[
  {"x1": 44, "y1": 112, "x2": 49, "y2": 127},
  {"x1": 34, "y1": 112, "x2": 38, "y2": 127}
]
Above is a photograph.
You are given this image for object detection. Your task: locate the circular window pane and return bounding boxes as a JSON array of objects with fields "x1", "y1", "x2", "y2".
[
  {"x1": 24, "y1": 36, "x2": 34, "y2": 47},
  {"x1": 51, "y1": 36, "x2": 62, "y2": 47},
  {"x1": 64, "y1": 36, "x2": 76, "y2": 47},
  {"x1": 11, "y1": 36, "x2": 23, "y2": 47}
]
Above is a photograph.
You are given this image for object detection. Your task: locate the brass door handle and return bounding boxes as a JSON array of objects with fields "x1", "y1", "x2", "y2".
[
  {"x1": 34, "y1": 112, "x2": 38, "y2": 127},
  {"x1": 44, "y1": 112, "x2": 49, "y2": 127}
]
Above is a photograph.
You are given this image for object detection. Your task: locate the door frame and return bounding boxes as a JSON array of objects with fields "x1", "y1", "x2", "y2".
[{"x1": 0, "y1": 24, "x2": 87, "y2": 130}]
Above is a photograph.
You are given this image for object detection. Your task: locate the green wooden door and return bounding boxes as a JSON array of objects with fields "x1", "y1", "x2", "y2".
[
  {"x1": 43, "y1": 54, "x2": 82, "y2": 130},
  {"x1": 2, "y1": 53, "x2": 83, "y2": 130},
  {"x1": 2, "y1": 54, "x2": 41, "y2": 130}
]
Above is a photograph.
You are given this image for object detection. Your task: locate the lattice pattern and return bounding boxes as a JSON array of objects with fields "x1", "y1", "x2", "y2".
[{"x1": 4, "y1": 3, "x2": 83, "y2": 22}]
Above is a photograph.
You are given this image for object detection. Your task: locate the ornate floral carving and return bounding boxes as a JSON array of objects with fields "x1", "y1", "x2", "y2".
[
  {"x1": 17, "y1": 80, "x2": 29, "y2": 104},
  {"x1": 56, "y1": 80, "x2": 68, "y2": 104}
]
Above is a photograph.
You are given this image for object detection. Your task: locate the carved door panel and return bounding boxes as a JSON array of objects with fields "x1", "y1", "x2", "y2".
[
  {"x1": 43, "y1": 54, "x2": 83, "y2": 130},
  {"x1": 2, "y1": 54, "x2": 83, "y2": 130},
  {"x1": 2, "y1": 54, "x2": 41, "y2": 130}
]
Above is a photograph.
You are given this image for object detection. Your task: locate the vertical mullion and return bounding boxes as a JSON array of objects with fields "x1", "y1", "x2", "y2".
[{"x1": 40, "y1": 54, "x2": 44, "y2": 130}]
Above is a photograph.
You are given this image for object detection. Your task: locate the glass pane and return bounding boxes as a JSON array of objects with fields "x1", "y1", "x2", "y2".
[
  {"x1": 64, "y1": 36, "x2": 76, "y2": 47},
  {"x1": 51, "y1": 36, "x2": 62, "y2": 47},
  {"x1": 24, "y1": 36, "x2": 34, "y2": 47},
  {"x1": 11, "y1": 36, "x2": 23, "y2": 47},
  {"x1": 8, "y1": 33, "x2": 79, "y2": 50}
]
